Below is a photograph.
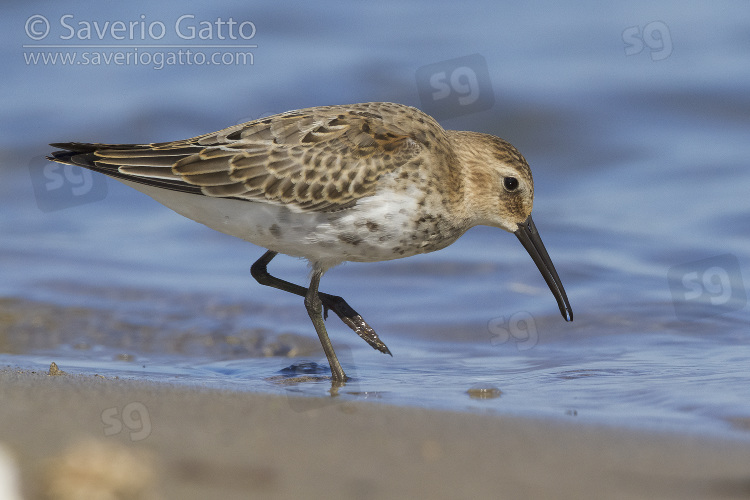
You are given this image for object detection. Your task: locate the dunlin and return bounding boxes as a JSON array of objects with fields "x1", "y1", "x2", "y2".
[{"x1": 49, "y1": 102, "x2": 572, "y2": 382}]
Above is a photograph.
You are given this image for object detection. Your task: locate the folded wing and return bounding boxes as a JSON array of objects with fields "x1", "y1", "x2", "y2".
[{"x1": 49, "y1": 102, "x2": 437, "y2": 212}]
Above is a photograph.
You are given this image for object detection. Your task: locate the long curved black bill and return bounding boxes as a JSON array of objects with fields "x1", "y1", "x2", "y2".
[{"x1": 514, "y1": 215, "x2": 573, "y2": 321}]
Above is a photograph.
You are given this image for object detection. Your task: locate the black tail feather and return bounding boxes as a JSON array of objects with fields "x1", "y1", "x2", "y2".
[{"x1": 47, "y1": 143, "x2": 204, "y2": 196}]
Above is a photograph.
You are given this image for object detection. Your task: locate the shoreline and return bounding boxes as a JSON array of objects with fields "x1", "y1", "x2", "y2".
[{"x1": 1, "y1": 368, "x2": 750, "y2": 499}]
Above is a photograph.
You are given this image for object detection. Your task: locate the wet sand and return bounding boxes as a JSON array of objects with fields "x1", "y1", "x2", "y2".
[{"x1": 1, "y1": 368, "x2": 749, "y2": 499}]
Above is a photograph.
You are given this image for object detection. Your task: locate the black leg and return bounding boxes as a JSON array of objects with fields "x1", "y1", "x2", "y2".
[{"x1": 250, "y1": 250, "x2": 391, "y2": 355}]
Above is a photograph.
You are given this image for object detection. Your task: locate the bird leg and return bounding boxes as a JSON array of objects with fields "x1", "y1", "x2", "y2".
[
  {"x1": 250, "y1": 251, "x2": 392, "y2": 355},
  {"x1": 304, "y1": 267, "x2": 347, "y2": 382}
]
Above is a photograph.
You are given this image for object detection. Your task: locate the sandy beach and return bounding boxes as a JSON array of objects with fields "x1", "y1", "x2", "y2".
[{"x1": 0, "y1": 367, "x2": 748, "y2": 500}]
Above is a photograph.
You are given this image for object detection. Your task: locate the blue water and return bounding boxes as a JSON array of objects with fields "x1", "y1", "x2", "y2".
[{"x1": 2, "y1": 1, "x2": 750, "y2": 439}]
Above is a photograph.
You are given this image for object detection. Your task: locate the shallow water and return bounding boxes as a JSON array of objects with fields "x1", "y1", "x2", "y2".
[{"x1": 2, "y1": 1, "x2": 750, "y2": 439}]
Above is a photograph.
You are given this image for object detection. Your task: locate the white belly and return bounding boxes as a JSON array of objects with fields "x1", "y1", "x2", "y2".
[{"x1": 119, "y1": 178, "x2": 450, "y2": 269}]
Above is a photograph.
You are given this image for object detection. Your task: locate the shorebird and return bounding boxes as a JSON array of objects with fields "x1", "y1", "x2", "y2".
[{"x1": 49, "y1": 102, "x2": 572, "y2": 382}]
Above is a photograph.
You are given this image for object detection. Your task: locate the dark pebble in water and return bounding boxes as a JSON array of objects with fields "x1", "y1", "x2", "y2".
[{"x1": 280, "y1": 362, "x2": 329, "y2": 375}]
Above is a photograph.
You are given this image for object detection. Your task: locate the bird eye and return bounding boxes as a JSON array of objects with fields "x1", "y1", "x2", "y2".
[{"x1": 503, "y1": 177, "x2": 519, "y2": 192}]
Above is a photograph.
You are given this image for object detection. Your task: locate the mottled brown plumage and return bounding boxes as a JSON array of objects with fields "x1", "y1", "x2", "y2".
[{"x1": 56, "y1": 102, "x2": 458, "y2": 213}]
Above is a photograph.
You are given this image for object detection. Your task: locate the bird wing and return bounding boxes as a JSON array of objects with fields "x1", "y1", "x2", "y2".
[{"x1": 49, "y1": 102, "x2": 444, "y2": 212}]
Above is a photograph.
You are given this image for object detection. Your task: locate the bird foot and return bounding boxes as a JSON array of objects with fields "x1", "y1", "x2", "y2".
[{"x1": 319, "y1": 293, "x2": 392, "y2": 355}]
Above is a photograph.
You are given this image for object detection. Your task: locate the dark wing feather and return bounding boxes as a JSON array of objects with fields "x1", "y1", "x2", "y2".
[
  {"x1": 48, "y1": 142, "x2": 204, "y2": 195},
  {"x1": 48, "y1": 102, "x2": 446, "y2": 212}
]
